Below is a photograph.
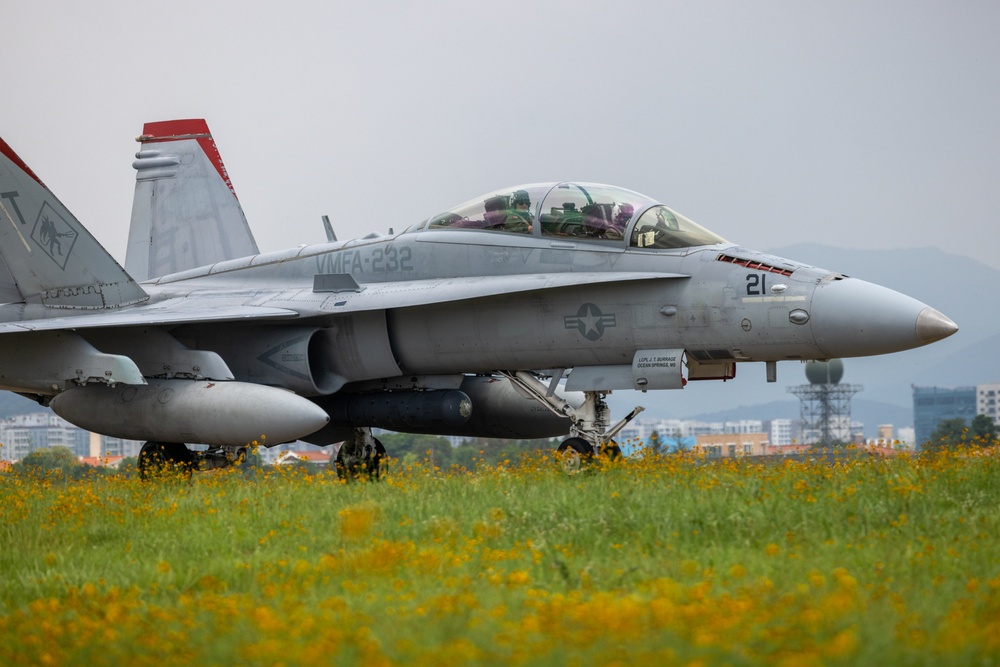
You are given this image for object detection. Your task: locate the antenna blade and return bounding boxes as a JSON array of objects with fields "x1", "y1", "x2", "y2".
[{"x1": 322, "y1": 215, "x2": 337, "y2": 242}]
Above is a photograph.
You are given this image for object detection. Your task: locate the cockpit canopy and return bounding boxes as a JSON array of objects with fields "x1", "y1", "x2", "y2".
[{"x1": 415, "y1": 182, "x2": 727, "y2": 249}]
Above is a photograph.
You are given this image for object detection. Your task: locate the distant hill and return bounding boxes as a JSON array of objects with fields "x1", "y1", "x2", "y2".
[
  {"x1": 908, "y1": 332, "x2": 1000, "y2": 388},
  {"x1": 687, "y1": 400, "x2": 800, "y2": 423},
  {"x1": 0, "y1": 391, "x2": 48, "y2": 420}
]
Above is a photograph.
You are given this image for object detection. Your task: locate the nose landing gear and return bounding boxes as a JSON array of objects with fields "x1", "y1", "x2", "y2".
[{"x1": 500, "y1": 370, "x2": 642, "y2": 466}]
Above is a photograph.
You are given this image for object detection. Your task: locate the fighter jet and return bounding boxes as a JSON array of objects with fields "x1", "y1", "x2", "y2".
[{"x1": 0, "y1": 120, "x2": 957, "y2": 476}]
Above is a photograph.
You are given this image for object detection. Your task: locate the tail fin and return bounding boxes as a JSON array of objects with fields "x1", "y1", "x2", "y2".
[
  {"x1": 125, "y1": 119, "x2": 259, "y2": 281},
  {"x1": 0, "y1": 136, "x2": 147, "y2": 308}
]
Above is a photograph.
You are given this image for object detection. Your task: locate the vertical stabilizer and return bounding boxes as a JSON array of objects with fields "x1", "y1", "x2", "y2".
[
  {"x1": 126, "y1": 119, "x2": 259, "y2": 280},
  {"x1": 0, "y1": 136, "x2": 147, "y2": 308}
]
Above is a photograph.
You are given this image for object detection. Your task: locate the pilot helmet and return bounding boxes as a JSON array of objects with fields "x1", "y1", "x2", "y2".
[{"x1": 512, "y1": 190, "x2": 531, "y2": 207}]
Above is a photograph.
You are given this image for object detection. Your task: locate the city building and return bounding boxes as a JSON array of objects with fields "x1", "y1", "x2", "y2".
[
  {"x1": 619, "y1": 418, "x2": 770, "y2": 454},
  {"x1": 692, "y1": 432, "x2": 770, "y2": 458},
  {"x1": 92, "y1": 433, "x2": 145, "y2": 459},
  {"x1": 80, "y1": 455, "x2": 126, "y2": 469},
  {"x1": 723, "y1": 420, "x2": 765, "y2": 435},
  {"x1": 912, "y1": 385, "x2": 979, "y2": 446},
  {"x1": 976, "y1": 384, "x2": 1000, "y2": 426},
  {"x1": 0, "y1": 411, "x2": 336, "y2": 466},
  {"x1": 0, "y1": 413, "x2": 143, "y2": 462},
  {"x1": 863, "y1": 424, "x2": 914, "y2": 450},
  {"x1": 257, "y1": 441, "x2": 331, "y2": 465},
  {"x1": 0, "y1": 413, "x2": 90, "y2": 461},
  {"x1": 618, "y1": 417, "x2": 810, "y2": 456},
  {"x1": 769, "y1": 419, "x2": 794, "y2": 446},
  {"x1": 273, "y1": 450, "x2": 331, "y2": 468}
]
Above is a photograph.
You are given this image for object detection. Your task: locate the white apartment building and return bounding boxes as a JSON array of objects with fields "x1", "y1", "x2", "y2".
[
  {"x1": 977, "y1": 384, "x2": 1000, "y2": 426},
  {"x1": 0, "y1": 413, "x2": 142, "y2": 462},
  {"x1": 0, "y1": 413, "x2": 89, "y2": 461},
  {"x1": 769, "y1": 419, "x2": 794, "y2": 446}
]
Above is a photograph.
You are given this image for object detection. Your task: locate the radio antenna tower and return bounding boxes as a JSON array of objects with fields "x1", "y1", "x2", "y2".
[{"x1": 787, "y1": 360, "x2": 862, "y2": 446}]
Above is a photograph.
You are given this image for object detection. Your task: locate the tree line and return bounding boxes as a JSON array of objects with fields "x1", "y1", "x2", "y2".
[
  {"x1": 376, "y1": 433, "x2": 561, "y2": 470},
  {"x1": 926, "y1": 414, "x2": 998, "y2": 450}
]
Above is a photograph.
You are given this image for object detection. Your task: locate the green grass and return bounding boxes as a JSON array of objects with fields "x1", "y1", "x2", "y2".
[{"x1": 1, "y1": 450, "x2": 999, "y2": 665}]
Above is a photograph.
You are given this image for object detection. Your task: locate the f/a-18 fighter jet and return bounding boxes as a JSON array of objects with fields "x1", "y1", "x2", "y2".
[{"x1": 0, "y1": 120, "x2": 957, "y2": 476}]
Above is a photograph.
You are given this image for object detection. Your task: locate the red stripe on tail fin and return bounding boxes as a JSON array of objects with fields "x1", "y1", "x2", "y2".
[
  {"x1": 0, "y1": 137, "x2": 46, "y2": 189},
  {"x1": 137, "y1": 119, "x2": 236, "y2": 198}
]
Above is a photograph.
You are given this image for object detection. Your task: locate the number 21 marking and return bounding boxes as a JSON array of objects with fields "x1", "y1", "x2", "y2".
[{"x1": 746, "y1": 274, "x2": 766, "y2": 295}]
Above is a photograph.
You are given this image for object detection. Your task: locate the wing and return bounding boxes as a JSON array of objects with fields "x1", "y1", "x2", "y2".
[
  {"x1": 0, "y1": 301, "x2": 299, "y2": 333},
  {"x1": 0, "y1": 271, "x2": 685, "y2": 333}
]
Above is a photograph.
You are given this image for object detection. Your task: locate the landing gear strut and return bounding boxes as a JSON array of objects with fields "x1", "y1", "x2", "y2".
[
  {"x1": 335, "y1": 427, "x2": 386, "y2": 481},
  {"x1": 501, "y1": 371, "x2": 642, "y2": 459}
]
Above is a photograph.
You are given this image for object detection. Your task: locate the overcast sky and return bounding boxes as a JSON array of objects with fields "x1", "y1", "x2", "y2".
[{"x1": 3, "y1": 1, "x2": 998, "y2": 271}]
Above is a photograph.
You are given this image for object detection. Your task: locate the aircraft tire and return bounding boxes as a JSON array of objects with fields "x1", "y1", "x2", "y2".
[
  {"x1": 233, "y1": 447, "x2": 248, "y2": 465},
  {"x1": 556, "y1": 437, "x2": 593, "y2": 473},
  {"x1": 558, "y1": 437, "x2": 593, "y2": 455},
  {"x1": 335, "y1": 437, "x2": 386, "y2": 481},
  {"x1": 600, "y1": 441, "x2": 623, "y2": 459},
  {"x1": 139, "y1": 442, "x2": 195, "y2": 480}
]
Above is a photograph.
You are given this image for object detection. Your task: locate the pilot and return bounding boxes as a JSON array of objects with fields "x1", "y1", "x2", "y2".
[
  {"x1": 614, "y1": 203, "x2": 635, "y2": 229},
  {"x1": 502, "y1": 190, "x2": 533, "y2": 233},
  {"x1": 602, "y1": 202, "x2": 634, "y2": 240}
]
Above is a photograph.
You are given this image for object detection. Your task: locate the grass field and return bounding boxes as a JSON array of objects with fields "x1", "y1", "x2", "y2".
[{"x1": 1, "y1": 448, "x2": 999, "y2": 666}]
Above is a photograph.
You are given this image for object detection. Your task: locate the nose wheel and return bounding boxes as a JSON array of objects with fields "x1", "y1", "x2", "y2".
[
  {"x1": 557, "y1": 436, "x2": 623, "y2": 473},
  {"x1": 500, "y1": 370, "x2": 642, "y2": 460}
]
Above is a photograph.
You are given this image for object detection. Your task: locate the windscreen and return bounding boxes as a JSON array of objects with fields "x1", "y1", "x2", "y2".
[{"x1": 629, "y1": 205, "x2": 727, "y2": 249}]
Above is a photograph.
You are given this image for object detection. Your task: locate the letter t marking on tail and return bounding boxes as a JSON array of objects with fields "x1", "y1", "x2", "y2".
[
  {"x1": 0, "y1": 191, "x2": 28, "y2": 225},
  {"x1": 0, "y1": 191, "x2": 32, "y2": 251}
]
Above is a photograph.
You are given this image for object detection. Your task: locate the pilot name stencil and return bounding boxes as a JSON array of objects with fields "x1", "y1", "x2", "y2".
[
  {"x1": 565, "y1": 303, "x2": 617, "y2": 341},
  {"x1": 636, "y1": 354, "x2": 679, "y2": 369}
]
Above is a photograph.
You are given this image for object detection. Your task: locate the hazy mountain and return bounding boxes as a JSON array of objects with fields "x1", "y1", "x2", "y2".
[
  {"x1": 909, "y1": 331, "x2": 1000, "y2": 387},
  {"x1": 0, "y1": 392, "x2": 47, "y2": 420}
]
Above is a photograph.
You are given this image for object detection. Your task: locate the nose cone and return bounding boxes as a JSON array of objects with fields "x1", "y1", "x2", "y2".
[
  {"x1": 810, "y1": 277, "x2": 957, "y2": 358},
  {"x1": 916, "y1": 306, "x2": 960, "y2": 344}
]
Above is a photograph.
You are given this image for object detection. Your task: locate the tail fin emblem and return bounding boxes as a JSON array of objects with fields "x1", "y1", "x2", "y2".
[{"x1": 31, "y1": 203, "x2": 78, "y2": 269}]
